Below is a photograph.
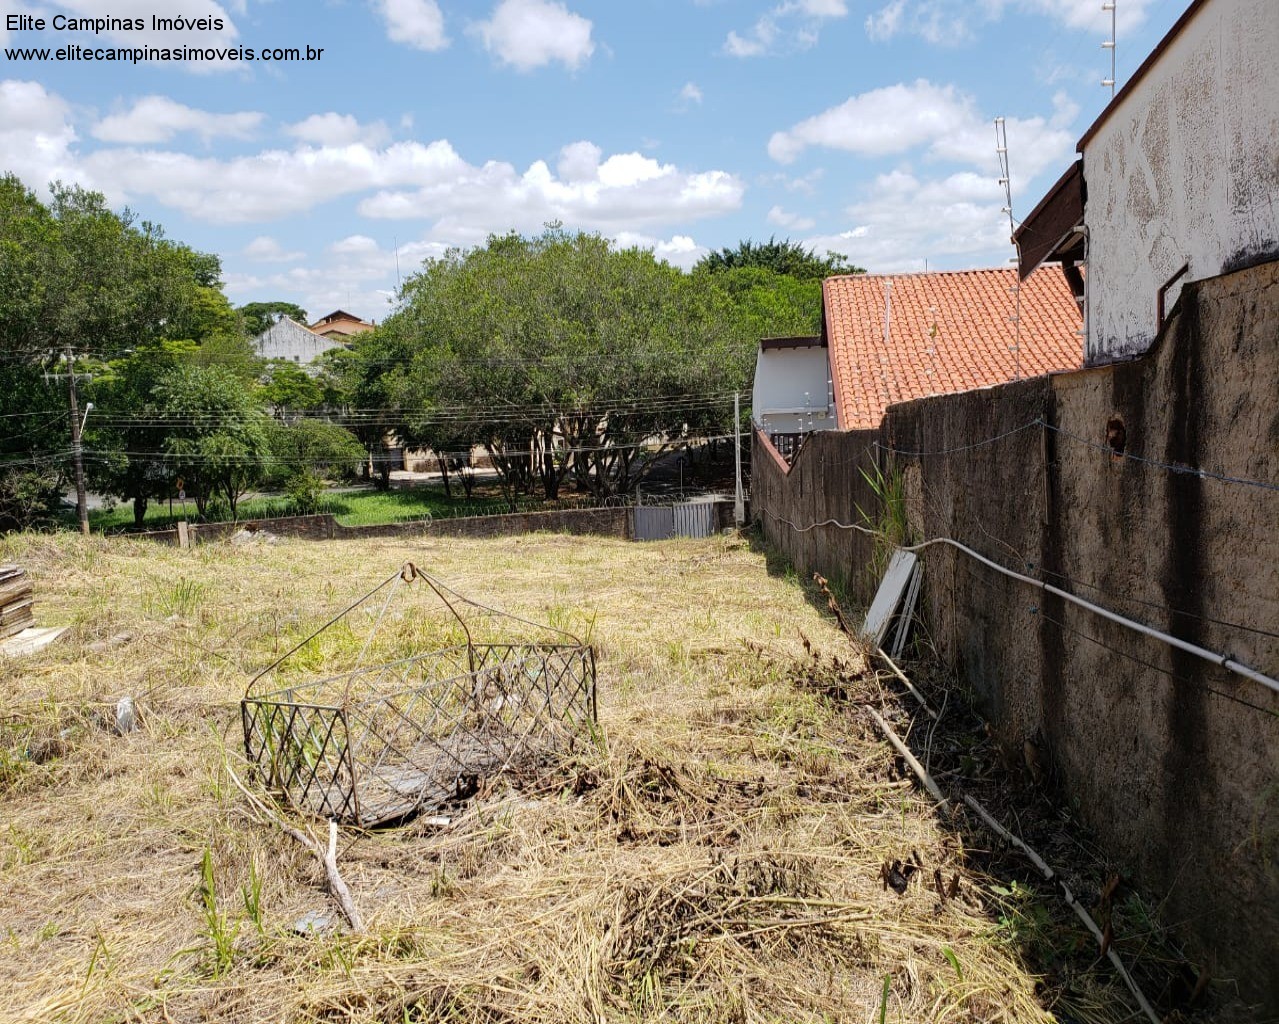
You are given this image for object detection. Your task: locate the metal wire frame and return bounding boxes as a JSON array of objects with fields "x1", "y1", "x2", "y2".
[
  {"x1": 243, "y1": 642, "x2": 597, "y2": 827},
  {"x1": 241, "y1": 564, "x2": 598, "y2": 828}
]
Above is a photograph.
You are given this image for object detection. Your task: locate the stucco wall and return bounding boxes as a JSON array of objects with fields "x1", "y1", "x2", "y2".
[
  {"x1": 1084, "y1": 0, "x2": 1279, "y2": 362},
  {"x1": 752, "y1": 260, "x2": 1279, "y2": 1009}
]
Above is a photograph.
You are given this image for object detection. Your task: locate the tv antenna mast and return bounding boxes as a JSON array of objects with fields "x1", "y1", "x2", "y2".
[
  {"x1": 995, "y1": 117, "x2": 1022, "y2": 381},
  {"x1": 1102, "y1": 2, "x2": 1117, "y2": 98}
]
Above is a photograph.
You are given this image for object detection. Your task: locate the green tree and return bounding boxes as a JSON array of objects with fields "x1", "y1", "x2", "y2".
[
  {"x1": 695, "y1": 236, "x2": 863, "y2": 281},
  {"x1": 263, "y1": 419, "x2": 364, "y2": 484},
  {"x1": 239, "y1": 301, "x2": 309, "y2": 338},
  {"x1": 153, "y1": 365, "x2": 270, "y2": 518},
  {"x1": 375, "y1": 228, "x2": 754, "y2": 502},
  {"x1": 86, "y1": 340, "x2": 195, "y2": 526},
  {"x1": 0, "y1": 174, "x2": 222, "y2": 530},
  {"x1": 261, "y1": 360, "x2": 324, "y2": 418}
]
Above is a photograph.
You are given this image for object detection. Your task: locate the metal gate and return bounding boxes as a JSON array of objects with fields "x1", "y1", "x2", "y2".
[{"x1": 632, "y1": 501, "x2": 717, "y2": 541}]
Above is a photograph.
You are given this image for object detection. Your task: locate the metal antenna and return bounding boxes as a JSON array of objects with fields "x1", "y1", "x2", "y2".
[
  {"x1": 1101, "y1": 2, "x2": 1116, "y2": 98},
  {"x1": 394, "y1": 235, "x2": 402, "y2": 291},
  {"x1": 995, "y1": 117, "x2": 1023, "y2": 381}
]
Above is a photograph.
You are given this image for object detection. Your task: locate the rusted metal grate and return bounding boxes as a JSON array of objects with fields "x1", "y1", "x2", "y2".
[{"x1": 241, "y1": 565, "x2": 597, "y2": 827}]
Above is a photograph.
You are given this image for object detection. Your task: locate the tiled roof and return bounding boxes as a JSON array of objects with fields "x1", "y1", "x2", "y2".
[{"x1": 823, "y1": 267, "x2": 1083, "y2": 430}]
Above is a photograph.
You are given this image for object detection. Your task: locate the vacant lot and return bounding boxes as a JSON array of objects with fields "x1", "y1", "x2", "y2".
[{"x1": 0, "y1": 531, "x2": 1151, "y2": 1023}]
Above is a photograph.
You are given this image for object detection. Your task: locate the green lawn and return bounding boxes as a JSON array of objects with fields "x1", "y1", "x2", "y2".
[{"x1": 87, "y1": 483, "x2": 602, "y2": 532}]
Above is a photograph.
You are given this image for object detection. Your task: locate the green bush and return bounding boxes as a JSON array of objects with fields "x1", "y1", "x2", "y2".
[{"x1": 285, "y1": 471, "x2": 325, "y2": 515}]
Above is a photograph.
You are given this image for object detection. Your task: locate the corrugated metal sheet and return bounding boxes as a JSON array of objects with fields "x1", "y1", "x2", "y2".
[{"x1": 633, "y1": 502, "x2": 717, "y2": 542}]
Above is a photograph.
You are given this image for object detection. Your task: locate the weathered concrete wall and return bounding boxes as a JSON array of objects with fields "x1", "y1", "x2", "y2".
[
  {"x1": 1084, "y1": 0, "x2": 1279, "y2": 362},
  {"x1": 751, "y1": 428, "x2": 879, "y2": 604},
  {"x1": 253, "y1": 316, "x2": 345, "y2": 367},
  {"x1": 752, "y1": 260, "x2": 1279, "y2": 1008}
]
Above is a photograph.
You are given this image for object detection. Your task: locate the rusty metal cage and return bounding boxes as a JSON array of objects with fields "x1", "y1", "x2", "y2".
[{"x1": 241, "y1": 565, "x2": 597, "y2": 827}]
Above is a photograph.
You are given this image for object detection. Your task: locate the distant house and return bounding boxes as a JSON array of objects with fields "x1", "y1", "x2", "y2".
[
  {"x1": 751, "y1": 337, "x2": 836, "y2": 460},
  {"x1": 753, "y1": 267, "x2": 1083, "y2": 457},
  {"x1": 253, "y1": 316, "x2": 345, "y2": 367},
  {"x1": 309, "y1": 309, "x2": 376, "y2": 341},
  {"x1": 1015, "y1": 0, "x2": 1279, "y2": 364}
]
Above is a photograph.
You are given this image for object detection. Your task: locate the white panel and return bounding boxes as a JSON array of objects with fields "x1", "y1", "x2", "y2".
[{"x1": 862, "y1": 550, "x2": 918, "y2": 646}]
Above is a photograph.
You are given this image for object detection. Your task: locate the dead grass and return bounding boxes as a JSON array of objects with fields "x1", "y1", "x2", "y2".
[{"x1": 0, "y1": 530, "x2": 1151, "y2": 1023}]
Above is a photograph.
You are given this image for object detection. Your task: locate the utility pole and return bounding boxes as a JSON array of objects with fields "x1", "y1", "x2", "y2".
[
  {"x1": 733, "y1": 391, "x2": 745, "y2": 527},
  {"x1": 64, "y1": 346, "x2": 89, "y2": 536}
]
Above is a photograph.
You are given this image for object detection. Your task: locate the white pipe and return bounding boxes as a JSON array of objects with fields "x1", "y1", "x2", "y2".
[{"x1": 761, "y1": 508, "x2": 1279, "y2": 698}]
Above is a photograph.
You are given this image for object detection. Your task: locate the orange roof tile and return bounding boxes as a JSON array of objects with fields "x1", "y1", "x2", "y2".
[{"x1": 823, "y1": 267, "x2": 1083, "y2": 430}]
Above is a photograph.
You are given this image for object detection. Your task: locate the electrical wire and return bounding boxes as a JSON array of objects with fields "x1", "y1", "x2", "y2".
[{"x1": 1041, "y1": 420, "x2": 1279, "y2": 493}]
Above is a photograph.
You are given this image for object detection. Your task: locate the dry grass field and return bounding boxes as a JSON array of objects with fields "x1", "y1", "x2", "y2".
[{"x1": 0, "y1": 530, "x2": 1168, "y2": 1023}]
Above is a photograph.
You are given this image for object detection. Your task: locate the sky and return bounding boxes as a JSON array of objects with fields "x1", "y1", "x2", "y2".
[{"x1": 1, "y1": 0, "x2": 1190, "y2": 325}]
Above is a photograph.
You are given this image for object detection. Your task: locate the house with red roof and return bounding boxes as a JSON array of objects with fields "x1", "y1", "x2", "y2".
[
  {"x1": 753, "y1": 266, "x2": 1083, "y2": 458},
  {"x1": 310, "y1": 309, "x2": 376, "y2": 340}
]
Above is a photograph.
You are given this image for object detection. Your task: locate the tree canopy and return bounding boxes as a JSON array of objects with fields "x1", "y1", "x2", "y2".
[
  {"x1": 348, "y1": 228, "x2": 761, "y2": 500},
  {"x1": 0, "y1": 175, "x2": 226, "y2": 527},
  {"x1": 240, "y1": 301, "x2": 309, "y2": 337},
  {"x1": 695, "y1": 236, "x2": 863, "y2": 281}
]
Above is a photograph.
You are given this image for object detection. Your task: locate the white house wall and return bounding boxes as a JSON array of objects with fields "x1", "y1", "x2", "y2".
[
  {"x1": 255, "y1": 317, "x2": 346, "y2": 367},
  {"x1": 1084, "y1": 0, "x2": 1279, "y2": 362},
  {"x1": 752, "y1": 346, "x2": 836, "y2": 435}
]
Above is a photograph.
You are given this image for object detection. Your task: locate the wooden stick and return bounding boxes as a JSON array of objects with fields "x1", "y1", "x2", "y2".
[
  {"x1": 225, "y1": 763, "x2": 364, "y2": 932},
  {"x1": 864, "y1": 705, "x2": 949, "y2": 810},
  {"x1": 864, "y1": 655, "x2": 1159, "y2": 1024},
  {"x1": 874, "y1": 647, "x2": 939, "y2": 720},
  {"x1": 322, "y1": 820, "x2": 364, "y2": 932},
  {"x1": 963, "y1": 795, "x2": 1159, "y2": 1024}
]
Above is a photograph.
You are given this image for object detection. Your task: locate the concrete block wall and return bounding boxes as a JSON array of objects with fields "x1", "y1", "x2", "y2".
[{"x1": 751, "y1": 260, "x2": 1279, "y2": 1009}]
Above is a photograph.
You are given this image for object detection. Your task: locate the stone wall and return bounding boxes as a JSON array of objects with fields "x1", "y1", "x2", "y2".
[
  {"x1": 129, "y1": 506, "x2": 632, "y2": 546},
  {"x1": 751, "y1": 260, "x2": 1279, "y2": 1008}
]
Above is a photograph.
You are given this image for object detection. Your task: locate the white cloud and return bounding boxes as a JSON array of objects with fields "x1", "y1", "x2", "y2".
[
  {"x1": 243, "y1": 236, "x2": 305, "y2": 263},
  {"x1": 0, "y1": 80, "x2": 80, "y2": 189},
  {"x1": 474, "y1": 0, "x2": 595, "y2": 71},
  {"x1": 287, "y1": 113, "x2": 391, "y2": 148},
  {"x1": 358, "y1": 142, "x2": 744, "y2": 241},
  {"x1": 767, "y1": 78, "x2": 1075, "y2": 185},
  {"x1": 556, "y1": 140, "x2": 602, "y2": 182},
  {"x1": 82, "y1": 138, "x2": 472, "y2": 222},
  {"x1": 724, "y1": 22, "x2": 776, "y2": 57},
  {"x1": 612, "y1": 232, "x2": 708, "y2": 271},
  {"x1": 724, "y1": 0, "x2": 848, "y2": 58},
  {"x1": 680, "y1": 82, "x2": 704, "y2": 105},
  {"x1": 373, "y1": 0, "x2": 448, "y2": 51},
  {"x1": 92, "y1": 96, "x2": 263, "y2": 144},
  {"x1": 803, "y1": 168, "x2": 1012, "y2": 272},
  {"x1": 1, "y1": 80, "x2": 743, "y2": 241},
  {"x1": 865, "y1": 0, "x2": 1152, "y2": 45},
  {"x1": 766, "y1": 205, "x2": 816, "y2": 231}
]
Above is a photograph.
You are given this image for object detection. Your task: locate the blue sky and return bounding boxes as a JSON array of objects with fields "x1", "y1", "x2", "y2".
[{"x1": 2, "y1": 0, "x2": 1187, "y2": 323}]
